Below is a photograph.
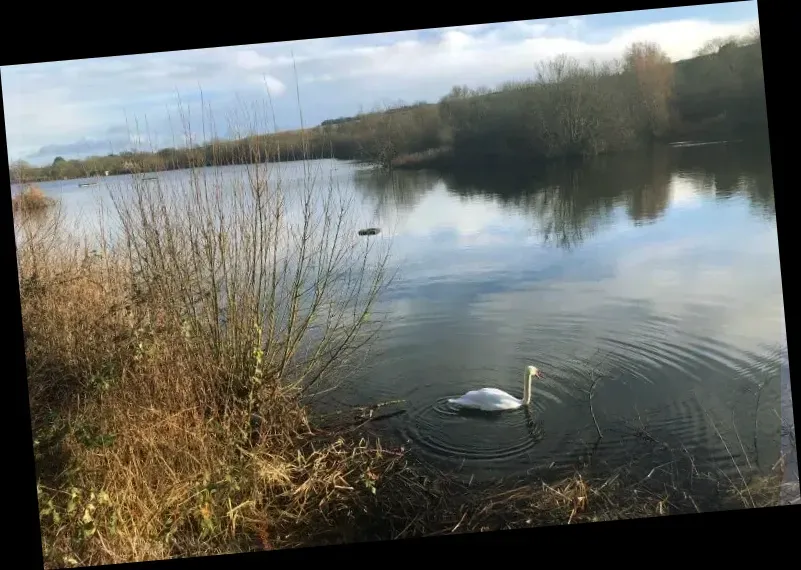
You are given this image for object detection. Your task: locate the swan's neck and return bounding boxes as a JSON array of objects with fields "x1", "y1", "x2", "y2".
[{"x1": 522, "y1": 370, "x2": 532, "y2": 405}]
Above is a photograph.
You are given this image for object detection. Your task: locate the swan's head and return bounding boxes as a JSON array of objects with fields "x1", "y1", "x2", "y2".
[{"x1": 527, "y1": 366, "x2": 541, "y2": 377}]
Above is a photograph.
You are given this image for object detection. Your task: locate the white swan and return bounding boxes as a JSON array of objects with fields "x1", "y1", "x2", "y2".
[{"x1": 448, "y1": 366, "x2": 541, "y2": 411}]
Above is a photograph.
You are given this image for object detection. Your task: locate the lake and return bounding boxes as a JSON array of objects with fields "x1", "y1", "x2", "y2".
[{"x1": 15, "y1": 140, "x2": 791, "y2": 490}]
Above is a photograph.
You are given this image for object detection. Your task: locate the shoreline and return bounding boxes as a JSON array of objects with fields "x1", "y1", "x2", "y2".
[
  {"x1": 12, "y1": 132, "x2": 769, "y2": 186},
  {"x1": 18, "y1": 167, "x2": 789, "y2": 567}
]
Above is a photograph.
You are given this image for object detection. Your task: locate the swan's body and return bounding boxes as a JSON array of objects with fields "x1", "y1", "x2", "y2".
[{"x1": 448, "y1": 366, "x2": 541, "y2": 411}]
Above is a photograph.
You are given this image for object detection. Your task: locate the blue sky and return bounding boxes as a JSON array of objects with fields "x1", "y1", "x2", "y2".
[{"x1": 2, "y1": 2, "x2": 759, "y2": 166}]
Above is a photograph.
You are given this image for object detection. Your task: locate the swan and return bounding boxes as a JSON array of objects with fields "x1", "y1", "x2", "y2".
[{"x1": 448, "y1": 366, "x2": 541, "y2": 411}]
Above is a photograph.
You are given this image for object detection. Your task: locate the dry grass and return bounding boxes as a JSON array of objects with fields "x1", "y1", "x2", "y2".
[
  {"x1": 370, "y1": 442, "x2": 791, "y2": 540},
  {"x1": 19, "y1": 208, "x2": 406, "y2": 566},
  {"x1": 15, "y1": 151, "x2": 400, "y2": 566},
  {"x1": 12, "y1": 184, "x2": 56, "y2": 214}
]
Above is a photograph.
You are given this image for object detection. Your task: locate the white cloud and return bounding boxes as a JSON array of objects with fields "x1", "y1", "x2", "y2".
[
  {"x1": 388, "y1": 185, "x2": 521, "y2": 239},
  {"x1": 606, "y1": 18, "x2": 756, "y2": 61},
  {"x1": 670, "y1": 174, "x2": 705, "y2": 209},
  {"x1": 2, "y1": 85, "x2": 106, "y2": 159},
  {"x1": 294, "y1": 15, "x2": 756, "y2": 87},
  {"x1": 2, "y1": 48, "x2": 287, "y2": 162},
  {"x1": 235, "y1": 49, "x2": 273, "y2": 70}
]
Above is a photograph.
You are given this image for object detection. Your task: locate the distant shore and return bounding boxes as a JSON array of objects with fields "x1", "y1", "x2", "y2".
[{"x1": 10, "y1": 33, "x2": 765, "y2": 186}]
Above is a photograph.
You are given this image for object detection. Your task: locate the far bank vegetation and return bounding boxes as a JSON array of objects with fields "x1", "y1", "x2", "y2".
[{"x1": 9, "y1": 29, "x2": 764, "y2": 182}]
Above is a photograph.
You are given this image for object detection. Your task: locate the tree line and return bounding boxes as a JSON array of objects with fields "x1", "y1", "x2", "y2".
[{"x1": 9, "y1": 30, "x2": 765, "y2": 183}]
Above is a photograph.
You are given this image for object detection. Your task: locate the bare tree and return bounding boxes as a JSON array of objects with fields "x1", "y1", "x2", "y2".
[
  {"x1": 623, "y1": 42, "x2": 675, "y2": 138},
  {"x1": 108, "y1": 97, "x2": 395, "y2": 423}
]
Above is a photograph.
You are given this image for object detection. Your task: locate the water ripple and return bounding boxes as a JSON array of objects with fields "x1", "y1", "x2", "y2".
[
  {"x1": 351, "y1": 303, "x2": 784, "y2": 481},
  {"x1": 403, "y1": 397, "x2": 545, "y2": 463}
]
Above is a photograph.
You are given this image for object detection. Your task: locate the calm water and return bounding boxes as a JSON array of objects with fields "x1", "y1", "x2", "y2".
[{"x1": 16, "y1": 140, "x2": 792, "y2": 486}]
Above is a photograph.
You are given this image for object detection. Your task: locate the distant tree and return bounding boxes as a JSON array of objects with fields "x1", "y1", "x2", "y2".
[
  {"x1": 440, "y1": 85, "x2": 473, "y2": 102},
  {"x1": 694, "y1": 32, "x2": 756, "y2": 57},
  {"x1": 9, "y1": 160, "x2": 34, "y2": 183},
  {"x1": 623, "y1": 42, "x2": 674, "y2": 138},
  {"x1": 746, "y1": 24, "x2": 760, "y2": 45}
]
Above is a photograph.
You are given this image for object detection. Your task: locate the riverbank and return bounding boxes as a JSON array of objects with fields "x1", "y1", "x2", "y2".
[
  {"x1": 386, "y1": 122, "x2": 768, "y2": 173},
  {"x1": 18, "y1": 201, "x2": 790, "y2": 568}
]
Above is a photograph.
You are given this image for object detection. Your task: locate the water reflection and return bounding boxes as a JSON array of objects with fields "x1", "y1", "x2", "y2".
[
  {"x1": 342, "y1": 141, "x2": 786, "y2": 483},
  {"x1": 350, "y1": 142, "x2": 775, "y2": 254},
  {"x1": 354, "y1": 167, "x2": 440, "y2": 215},
  {"x1": 669, "y1": 138, "x2": 776, "y2": 218}
]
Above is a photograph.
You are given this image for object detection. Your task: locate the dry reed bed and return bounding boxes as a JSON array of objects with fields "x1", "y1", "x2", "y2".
[
  {"x1": 15, "y1": 195, "x2": 397, "y2": 565},
  {"x1": 12, "y1": 184, "x2": 56, "y2": 213},
  {"x1": 25, "y1": 251, "x2": 403, "y2": 565}
]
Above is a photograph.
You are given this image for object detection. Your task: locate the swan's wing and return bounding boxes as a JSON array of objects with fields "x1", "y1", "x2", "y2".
[
  {"x1": 472, "y1": 388, "x2": 514, "y2": 398},
  {"x1": 457, "y1": 388, "x2": 518, "y2": 407},
  {"x1": 448, "y1": 396, "x2": 481, "y2": 408}
]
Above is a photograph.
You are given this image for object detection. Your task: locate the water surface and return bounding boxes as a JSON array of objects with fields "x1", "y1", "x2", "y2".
[
  {"x1": 15, "y1": 141, "x2": 790, "y2": 486},
  {"x1": 331, "y1": 141, "x2": 788, "y2": 484}
]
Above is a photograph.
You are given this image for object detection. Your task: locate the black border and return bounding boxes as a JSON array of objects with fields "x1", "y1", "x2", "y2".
[{"x1": 3, "y1": 1, "x2": 797, "y2": 568}]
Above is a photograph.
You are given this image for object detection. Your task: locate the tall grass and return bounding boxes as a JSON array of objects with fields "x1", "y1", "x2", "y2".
[
  {"x1": 12, "y1": 184, "x2": 56, "y2": 214},
  {"x1": 22, "y1": 100, "x2": 404, "y2": 567}
]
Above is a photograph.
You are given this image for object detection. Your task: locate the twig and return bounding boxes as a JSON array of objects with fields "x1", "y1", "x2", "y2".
[
  {"x1": 333, "y1": 410, "x2": 407, "y2": 434},
  {"x1": 752, "y1": 377, "x2": 768, "y2": 470},
  {"x1": 450, "y1": 511, "x2": 467, "y2": 533},
  {"x1": 730, "y1": 407, "x2": 752, "y2": 471},
  {"x1": 706, "y1": 412, "x2": 755, "y2": 508},
  {"x1": 315, "y1": 399, "x2": 406, "y2": 421},
  {"x1": 588, "y1": 369, "x2": 603, "y2": 439}
]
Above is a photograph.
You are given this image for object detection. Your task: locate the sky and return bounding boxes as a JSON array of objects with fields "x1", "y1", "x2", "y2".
[{"x1": 2, "y1": 2, "x2": 760, "y2": 166}]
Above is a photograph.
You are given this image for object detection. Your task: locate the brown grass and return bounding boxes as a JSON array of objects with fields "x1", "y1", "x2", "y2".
[
  {"x1": 12, "y1": 184, "x2": 56, "y2": 214},
  {"x1": 16, "y1": 162, "x2": 401, "y2": 566},
  {"x1": 25, "y1": 236, "x2": 404, "y2": 566}
]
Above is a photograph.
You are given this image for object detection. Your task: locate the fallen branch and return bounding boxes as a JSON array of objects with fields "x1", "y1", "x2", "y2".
[{"x1": 589, "y1": 369, "x2": 603, "y2": 439}]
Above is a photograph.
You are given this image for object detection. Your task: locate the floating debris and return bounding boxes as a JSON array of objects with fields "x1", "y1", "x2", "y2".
[
  {"x1": 358, "y1": 228, "x2": 381, "y2": 236},
  {"x1": 668, "y1": 140, "x2": 734, "y2": 148}
]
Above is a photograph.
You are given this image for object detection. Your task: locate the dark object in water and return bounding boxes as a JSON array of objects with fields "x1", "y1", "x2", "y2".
[{"x1": 358, "y1": 228, "x2": 381, "y2": 236}]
